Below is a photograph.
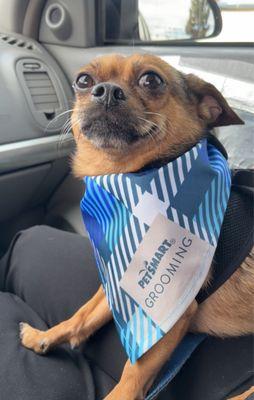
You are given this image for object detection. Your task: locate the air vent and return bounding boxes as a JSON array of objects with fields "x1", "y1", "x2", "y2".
[
  {"x1": 0, "y1": 33, "x2": 36, "y2": 51},
  {"x1": 16, "y1": 58, "x2": 68, "y2": 129},
  {"x1": 24, "y1": 71, "x2": 60, "y2": 117}
]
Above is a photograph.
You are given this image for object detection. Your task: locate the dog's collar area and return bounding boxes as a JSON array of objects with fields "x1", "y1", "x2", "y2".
[
  {"x1": 206, "y1": 133, "x2": 228, "y2": 159},
  {"x1": 138, "y1": 131, "x2": 228, "y2": 173}
]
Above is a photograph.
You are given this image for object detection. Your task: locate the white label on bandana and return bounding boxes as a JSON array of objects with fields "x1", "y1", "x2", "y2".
[{"x1": 120, "y1": 213, "x2": 214, "y2": 333}]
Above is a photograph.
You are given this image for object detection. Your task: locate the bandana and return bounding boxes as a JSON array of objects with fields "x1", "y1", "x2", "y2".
[{"x1": 80, "y1": 139, "x2": 231, "y2": 364}]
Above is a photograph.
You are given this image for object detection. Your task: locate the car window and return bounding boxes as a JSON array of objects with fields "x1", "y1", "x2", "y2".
[
  {"x1": 212, "y1": 0, "x2": 254, "y2": 42},
  {"x1": 138, "y1": 0, "x2": 216, "y2": 41},
  {"x1": 105, "y1": 0, "x2": 254, "y2": 42}
]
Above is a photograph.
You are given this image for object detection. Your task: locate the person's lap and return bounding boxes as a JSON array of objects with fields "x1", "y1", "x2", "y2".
[
  {"x1": 0, "y1": 225, "x2": 253, "y2": 400},
  {"x1": 1, "y1": 225, "x2": 100, "y2": 324},
  {"x1": 0, "y1": 226, "x2": 125, "y2": 400}
]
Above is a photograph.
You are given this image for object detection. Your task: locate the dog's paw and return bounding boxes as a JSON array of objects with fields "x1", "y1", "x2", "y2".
[
  {"x1": 19, "y1": 322, "x2": 50, "y2": 354},
  {"x1": 69, "y1": 336, "x2": 81, "y2": 350}
]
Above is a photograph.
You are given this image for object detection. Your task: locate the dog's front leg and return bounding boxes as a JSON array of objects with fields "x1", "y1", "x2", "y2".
[
  {"x1": 228, "y1": 387, "x2": 254, "y2": 400},
  {"x1": 20, "y1": 285, "x2": 112, "y2": 353},
  {"x1": 105, "y1": 301, "x2": 197, "y2": 400}
]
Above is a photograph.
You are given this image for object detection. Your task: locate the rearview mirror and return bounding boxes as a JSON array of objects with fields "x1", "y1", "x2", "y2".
[{"x1": 138, "y1": 0, "x2": 222, "y2": 41}]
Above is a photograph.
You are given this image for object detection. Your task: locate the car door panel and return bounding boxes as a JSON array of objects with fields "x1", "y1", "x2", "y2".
[{"x1": 0, "y1": 31, "x2": 74, "y2": 251}]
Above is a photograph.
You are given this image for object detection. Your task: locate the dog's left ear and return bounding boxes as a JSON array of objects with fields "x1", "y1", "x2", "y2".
[{"x1": 184, "y1": 73, "x2": 244, "y2": 128}]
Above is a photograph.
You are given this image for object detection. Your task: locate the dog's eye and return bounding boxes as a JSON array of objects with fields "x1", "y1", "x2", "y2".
[
  {"x1": 74, "y1": 74, "x2": 95, "y2": 90},
  {"x1": 138, "y1": 72, "x2": 163, "y2": 89}
]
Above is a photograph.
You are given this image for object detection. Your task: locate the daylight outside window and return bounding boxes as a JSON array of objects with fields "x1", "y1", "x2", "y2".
[
  {"x1": 138, "y1": 0, "x2": 254, "y2": 42},
  {"x1": 105, "y1": 0, "x2": 254, "y2": 42}
]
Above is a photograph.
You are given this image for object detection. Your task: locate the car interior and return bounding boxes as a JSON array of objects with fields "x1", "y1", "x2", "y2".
[
  {"x1": 0, "y1": 0, "x2": 253, "y2": 258},
  {"x1": 0, "y1": 1, "x2": 253, "y2": 398}
]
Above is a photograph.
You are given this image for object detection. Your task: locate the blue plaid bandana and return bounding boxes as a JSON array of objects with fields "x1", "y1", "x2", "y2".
[{"x1": 80, "y1": 139, "x2": 231, "y2": 364}]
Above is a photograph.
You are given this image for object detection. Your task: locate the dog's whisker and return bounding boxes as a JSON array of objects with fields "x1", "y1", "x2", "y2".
[
  {"x1": 57, "y1": 117, "x2": 81, "y2": 155},
  {"x1": 56, "y1": 117, "x2": 74, "y2": 154},
  {"x1": 137, "y1": 116, "x2": 160, "y2": 131},
  {"x1": 140, "y1": 117, "x2": 172, "y2": 158},
  {"x1": 62, "y1": 119, "x2": 73, "y2": 135},
  {"x1": 144, "y1": 111, "x2": 163, "y2": 118},
  {"x1": 58, "y1": 116, "x2": 78, "y2": 147},
  {"x1": 137, "y1": 118, "x2": 161, "y2": 154},
  {"x1": 143, "y1": 126, "x2": 157, "y2": 147},
  {"x1": 138, "y1": 122, "x2": 158, "y2": 140},
  {"x1": 44, "y1": 109, "x2": 75, "y2": 135},
  {"x1": 137, "y1": 117, "x2": 167, "y2": 159},
  {"x1": 58, "y1": 121, "x2": 72, "y2": 145},
  {"x1": 60, "y1": 119, "x2": 70, "y2": 135},
  {"x1": 53, "y1": 114, "x2": 75, "y2": 153},
  {"x1": 61, "y1": 116, "x2": 76, "y2": 136}
]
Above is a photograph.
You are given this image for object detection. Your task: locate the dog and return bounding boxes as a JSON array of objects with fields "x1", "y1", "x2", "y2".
[{"x1": 20, "y1": 54, "x2": 254, "y2": 400}]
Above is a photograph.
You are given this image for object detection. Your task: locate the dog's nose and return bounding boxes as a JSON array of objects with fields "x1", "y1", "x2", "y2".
[{"x1": 91, "y1": 83, "x2": 126, "y2": 107}]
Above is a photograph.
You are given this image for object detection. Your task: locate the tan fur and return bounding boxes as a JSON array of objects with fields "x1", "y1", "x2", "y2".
[
  {"x1": 191, "y1": 251, "x2": 254, "y2": 336},
  {"x1": 72, "y1": 54, "x2": 204, "y2": 176},
  {"x1": 20, "y1": 54, "x2": 252, "y2": 400},
  {"x1": 228, "y1": 387, "x2": 254, "y2": 400}
]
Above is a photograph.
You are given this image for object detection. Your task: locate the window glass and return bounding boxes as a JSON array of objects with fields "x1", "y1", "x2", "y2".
[
  {"x1": 138, "y1": 0, "x2": 215, "y2": 41},
  {"x1": 104, "y1": 0, "x2": 254, "y2": 42}
]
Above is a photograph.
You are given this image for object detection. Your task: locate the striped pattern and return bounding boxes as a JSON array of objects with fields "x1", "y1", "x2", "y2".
[
  {"x1": 193, "y1": 143, "x2": 231, "y2": 246},
  {"x1": 82, "y1": 178, "x2": 130, "y2": 251},
  {"x1": 122, "y1": 304, "x2": 164, "y2": 363},
  {"x1": 146, "y1": 142, "x2": 201, "y2": 202},
  {"x1": 92, "y1": 142, "x2": 200, "y2": 212},
  {"x1": 80, "y1": 139, "x2": 231, "y2": 363}
]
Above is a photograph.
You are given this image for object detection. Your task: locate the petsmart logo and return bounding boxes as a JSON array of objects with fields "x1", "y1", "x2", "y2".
[
  {"x1": 138, "y1": 239, "x2": 175, "y2": 289},
  {"x1": 119, "y1": 214, "x2": 213, "y2": 331}
]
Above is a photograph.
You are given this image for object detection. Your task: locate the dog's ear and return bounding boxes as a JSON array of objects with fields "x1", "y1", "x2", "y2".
[{"x1": 184, "y1": 73, "x2": 244, "y2": 128}]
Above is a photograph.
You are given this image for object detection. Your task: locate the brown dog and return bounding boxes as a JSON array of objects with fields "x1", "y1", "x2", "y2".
[{"x1": 20, "y1": 54, "x2": 254, "y2": 400}]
